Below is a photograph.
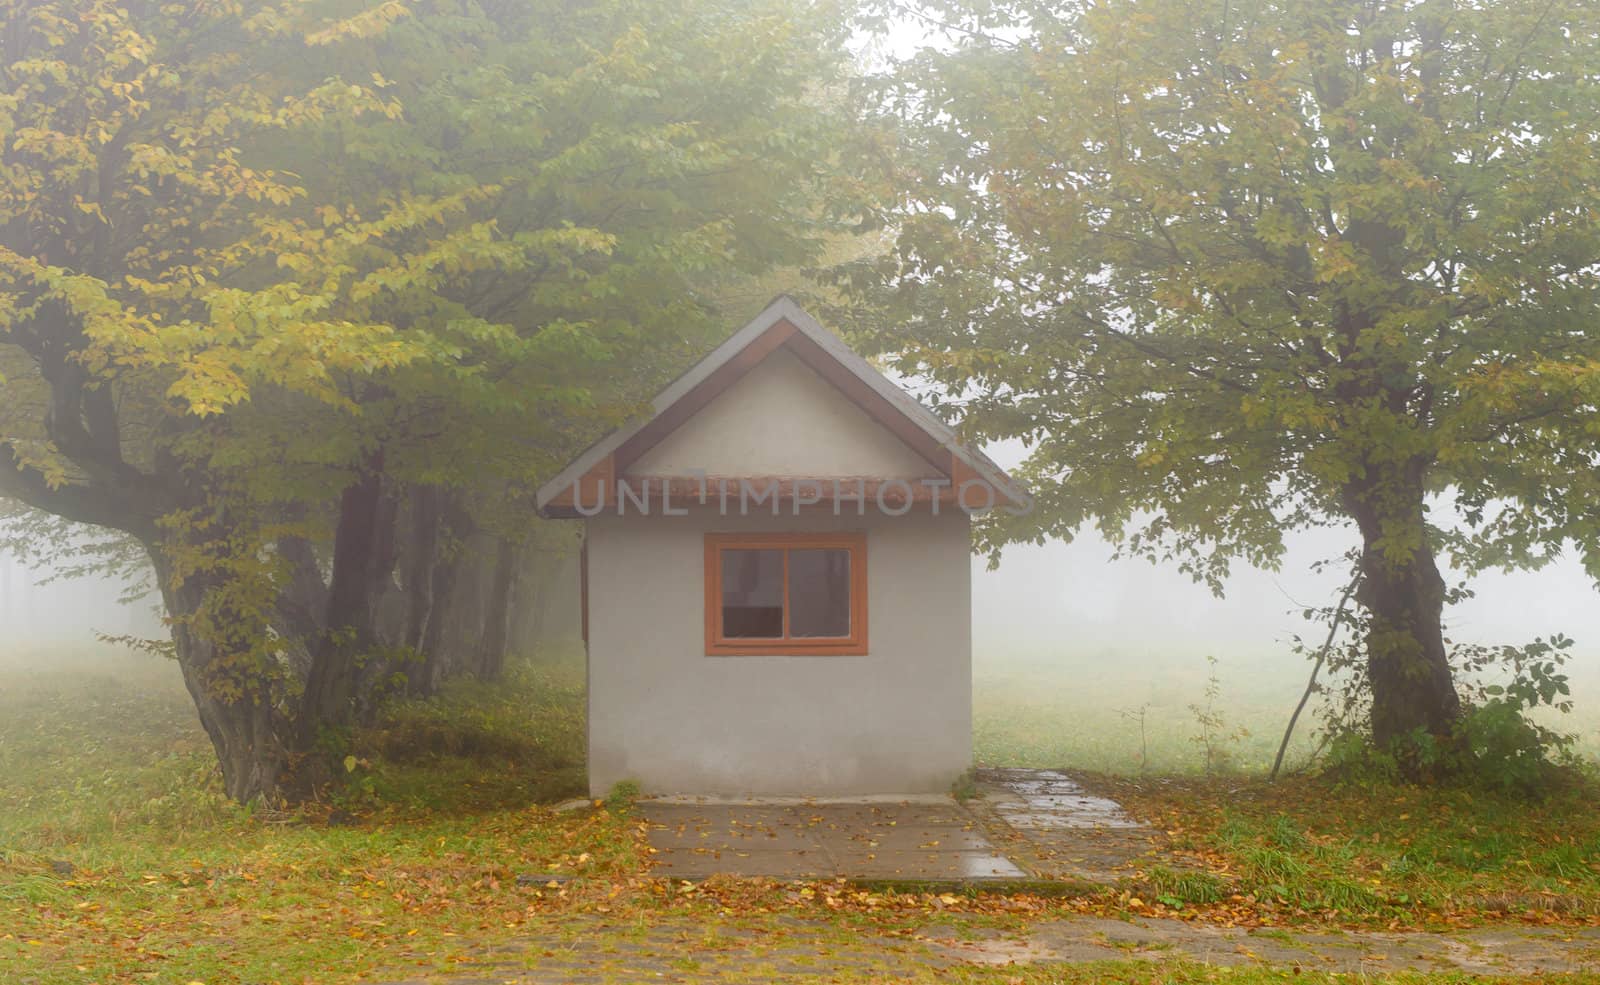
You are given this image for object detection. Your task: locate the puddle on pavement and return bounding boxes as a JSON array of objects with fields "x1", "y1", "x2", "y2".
[{"x1": 977, "y1": 768, "x2": 1146, "y2": 829}]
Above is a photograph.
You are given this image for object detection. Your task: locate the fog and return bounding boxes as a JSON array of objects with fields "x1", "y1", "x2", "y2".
[
  {"x1": 973, "y1": 526, "x2": 1600, "y2": 665},
  {"x1": 965, "y1": 439, "x2": 1600, "y2": 766},
  {"x1": 4, "y1": 500, "x2": 1599, "y2": 771},
  {"x1": 0, "y1": 557, "x2": 163, "y2": 647},
  {"x1": 4, "y1": 408, "x2": 1598, "y2": 767},
  {"x1": 6, "y1": 505, "x2": 1596, "y2": 673}
]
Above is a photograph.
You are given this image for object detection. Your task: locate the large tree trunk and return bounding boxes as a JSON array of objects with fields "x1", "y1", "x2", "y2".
[
  {"x1": 1341, "y1": 458, "x2": 1462, "y2": 755},
  {"x1": 402, "y1": 485, "x2": 443, "y2": 655},
  {"x1": 404, "y1": 489, "x2": 471, "y2": 696},
  {"x1": 475, "y1": 537, "x2": 520, "y2": 680},
  {"x1": 150, "y1": 548, "x2": 299, "y2": 804},
  {"x1": 147, "y1": 463, "x2": 410, "y2": 802},
  {"x1": 299, "y1": 453, "x2": 394, "y2": 744}
]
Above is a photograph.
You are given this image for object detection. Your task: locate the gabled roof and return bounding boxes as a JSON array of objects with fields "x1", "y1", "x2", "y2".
[{"x1": 535, "y1": 296, "x2": 1025, "y2": 516}]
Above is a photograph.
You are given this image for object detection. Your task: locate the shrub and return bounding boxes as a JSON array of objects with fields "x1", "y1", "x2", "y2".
[
  {"x1": 1457, "y1": 699, "x2": 1568, "y2": 794},
  {"x1": 340, "y1": 658, "x2": 588, "y2": 812},
  {"x1": 1321, "y1": 635, "x2": 1577, "y2": 795},
  {"x1": 1146, "y1": 865, "x2": 1231, "y2": 906},
  {"x1": 604, "y1": 779, "x2": 641, "y2": 813}
]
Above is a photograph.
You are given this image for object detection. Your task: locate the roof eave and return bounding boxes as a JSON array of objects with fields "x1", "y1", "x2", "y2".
[{"x1": 534, "y1": 296, "x2": 1028, "y2": 517}]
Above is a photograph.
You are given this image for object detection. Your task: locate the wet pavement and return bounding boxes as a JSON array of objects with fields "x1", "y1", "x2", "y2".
[
  {"x1": 383, "y1": 913, "x2": 1600, "y2": 984},
  {"x1": 968, "y1": 767, "x2": 1159, "y2": 883},
  {"x1": 975, "y1": 767, "x2": 1142, "y2": 829},
  {"x1": 638, "y1": 768, "x2": 1156, "y2": 883},
  {"x1": 920, "y1": 917, "x2": 1600, "y2": 974},
  {"x1": 377, "y1": 772, "x2": 1600, "y2": 982},
  {"x1": 641, "y1": 799, "x2": 1027, "y2": 880}
]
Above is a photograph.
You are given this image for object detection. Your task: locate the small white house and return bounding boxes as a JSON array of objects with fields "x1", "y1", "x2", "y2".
[{"x1": 536, "y1": 298, "x2": 1025, "y2": 798}]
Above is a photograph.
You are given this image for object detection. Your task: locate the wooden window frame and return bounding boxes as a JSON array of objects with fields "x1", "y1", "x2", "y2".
[{"x1": 704, "y1": 532, "x2": 868, "y2": 656}]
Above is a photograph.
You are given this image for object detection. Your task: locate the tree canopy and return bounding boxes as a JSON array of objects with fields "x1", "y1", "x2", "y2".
[
  {"x1": 1, "y1": 0, "x2": 869, "y2": 801},
  {"x1": 859, "y1": 0, "x2": 1600, "y2": 762}
]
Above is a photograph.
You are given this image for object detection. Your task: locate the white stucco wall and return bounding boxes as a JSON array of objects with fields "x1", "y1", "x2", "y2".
[
  {"x1": 584, "y1": 507, "x2": 972, "y2": 797},
  {"x1": 629, "y1": 349, "x2": 940, "y2": 480}
]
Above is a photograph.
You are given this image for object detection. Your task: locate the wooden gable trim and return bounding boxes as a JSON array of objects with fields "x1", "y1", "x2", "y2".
[
  {"x1": 537, "y1": 297, "x2": 1026, "y2": 516},
  {"x1": 543, "y1": 452, "x2": 615, "y2": 512},
  {"x1": 611, "y1": 317, "x2": 799, "y2": 473},
  {"x1": 950, "y1": 450, "x2": 996, "y2": 511},
  {"x1": 540, "y1": 411, "x2": 1018, "y2": 519},
  {"x1": 950, "y1": 448, "x2": 1023, "y2": 510},
  {"x1": 950, "y1": 453, "x2": 980, "y2": 489},
  {"x1": 778, "y1": 330, "x2": 953, "y2": 477},
  {"x1": 609, "y1": 317, "x2": 955, "y2": 481}
]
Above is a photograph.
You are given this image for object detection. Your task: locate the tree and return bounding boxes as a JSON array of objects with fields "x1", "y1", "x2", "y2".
[
  {"x1": 1, "y1": 0, "x2": 865, "y2": 802},
  {"x1": 860, "y1": 0, "x2": 1600, "y2": 764}
]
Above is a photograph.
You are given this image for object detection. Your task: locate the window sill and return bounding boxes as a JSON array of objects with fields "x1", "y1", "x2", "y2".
[{"x1": 705, "y1": 641, "x2": 868, "y2": 657}]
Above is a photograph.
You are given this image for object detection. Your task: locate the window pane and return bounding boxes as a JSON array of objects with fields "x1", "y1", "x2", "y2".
[
  {"x1": 721, "y1": 549, "x2": 783, "y2": 638},
  {"x1": 788, "y1": 548, "x2": 851, "y2": 637}
]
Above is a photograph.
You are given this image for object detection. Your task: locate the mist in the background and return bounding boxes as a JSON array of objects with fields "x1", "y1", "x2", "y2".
[
  {"x1": 973, "y1": 527, "x2": 1600, "y2": 664},
  {"x1": 4, "y1": 445, "x2": 1597, "y2": 770},
  {"x1": 6, "y1": 490, "x2": 1594, "y2": 678},
  {"x1": 11, "y1": 524, "x2": 1594, "y2": 658},
  {"x1": 964, "y1": 437, "x2": 1600, "y2": 770},
  {"x1": 0, "y1": 557, "x2": 163, "y2": 647}
]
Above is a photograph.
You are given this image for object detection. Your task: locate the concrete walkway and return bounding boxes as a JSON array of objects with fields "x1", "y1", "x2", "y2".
[
  {"x1": 968, "y1": 767, "x2": 1158, "y2": 884},
  {"x1": 642, "y1": 799, "x2": 1027, "y2": 880},
  {"x1": 377, "y1": 773, "x2": 1600, "y2": 983},
  {"x1": 639, "y1": 768, "x2": 1153, "y2": 883},
  {"x1": 390, "y1": 914, "x2": 1600, "y2": 984},
  {"x1": 924, "y1": 916, "x2": 1600, "y2": 975}
]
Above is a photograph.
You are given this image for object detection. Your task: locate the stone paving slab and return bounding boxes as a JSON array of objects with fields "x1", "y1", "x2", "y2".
[
  {"x1": 654, "y1": 852, "x2": 835, "y2": 879},
  {"x1": 922, "y1": 916, "x2": 1600, "y2": 975},
  {"x1": 832, "y1": 849, "x2": 1027, "y2": 880},
  {"x1": 975, "y1": 767, "x2": 1144, "y2": 829},
  {"x1": 379, "y1": 914, "x2": 1600, "y2": 983},
  {"x1": 969, "y1": 767, "x2": 1159, "y2": 883},
  {"x1": 378, "y1": 770, "x2": 1600, "y2": 982},
  {"x1": 639, "y1": 769, "x2": 1163, "y2": 884},
  {"x1": 640, "y1": 799, "x2": 1027, "y2": 881}
]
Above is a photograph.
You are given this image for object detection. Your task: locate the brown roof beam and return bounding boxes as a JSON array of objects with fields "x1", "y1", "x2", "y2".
[
  {"x1": 779, "y1": 331, "x2": 953, "y2": 477},
  {"x1": 611, "y1": 318, "x2": 798, "y2": 473}
]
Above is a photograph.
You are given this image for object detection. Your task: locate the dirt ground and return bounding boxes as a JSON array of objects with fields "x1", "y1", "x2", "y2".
[{"x1": 373, "y1": 770, "x2": 1600, "y2": 983}]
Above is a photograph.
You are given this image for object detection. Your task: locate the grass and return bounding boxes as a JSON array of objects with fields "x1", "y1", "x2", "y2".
[
  {"x1": 5, "y1": 644, "x2": 1600, "y2": 984},
  {"x1": 347, "y1": 660, "x2": 588, "y2": 813},
  {"x1": 1097, "y1": 770, "x2": 1600, "y2": 921},
  {"x1": 0, "y1": 646, "x2": 233, "y2": 849},
  {"x1": 974, "y1": 651, "x2": 1328, "y2": 775},
  {"x1": 970, "y1": 650, "x2": 1600, "y2": 923},
  {"x1": 0, "y1": 647, "x2": 648, "y2": 984},
  {"x1": 974, "y1": 648, "x2": 1600, "y2": 773}
]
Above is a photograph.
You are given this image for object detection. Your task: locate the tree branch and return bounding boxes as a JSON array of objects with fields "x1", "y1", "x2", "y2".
[
  {"x1": 0, "y1": 440, "x2": 160, "y2": 539},
  {"x1": 1083, "y1": 312, "x2": 1253, "y2": 393}
]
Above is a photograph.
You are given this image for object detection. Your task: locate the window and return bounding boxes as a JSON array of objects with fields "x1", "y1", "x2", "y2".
[{"x1": 704, "y1": 532, "x2": 867, "y2": 655}]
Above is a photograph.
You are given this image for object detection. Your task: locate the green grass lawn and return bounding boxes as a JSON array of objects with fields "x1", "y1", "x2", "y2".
[
  {"x1": 1103, "y1": 771, "x2": 1600, "y2": 920},
  {"x1": 973, "y1": 651, "x2": 1314, "y2": 774},
  {"x1": 4, "y1": 645, "x2": 1600, "y2": 984},
  {"x1": 974, "y1": 648, "x2": 1600, "y2": 773},
  {"x1": 975, "y1": 649, "x2": 1600, "y2": 922}
]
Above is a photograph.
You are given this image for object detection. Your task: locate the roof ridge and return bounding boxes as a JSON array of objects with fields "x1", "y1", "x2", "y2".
[{"x1": 535, "y1": 300, "x2": 1026, "y2": 513}]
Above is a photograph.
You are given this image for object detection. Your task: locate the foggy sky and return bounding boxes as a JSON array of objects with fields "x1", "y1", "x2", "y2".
[
  {"x1": 0, "y1": 558, "x2": 163, "y2": 645},
  {"x1": 968, "y1": 431, "x2": 1600, "y2": 665},
  {"x1": 5, "y1": 500, "x2": 1595, "y2": 664},
  {"x1": 971, "y1": 528, "x2": 1600, "y2": 664}
]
